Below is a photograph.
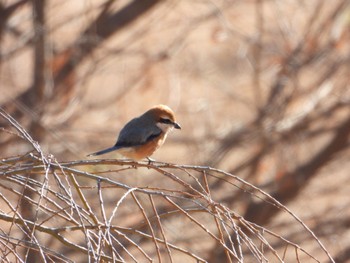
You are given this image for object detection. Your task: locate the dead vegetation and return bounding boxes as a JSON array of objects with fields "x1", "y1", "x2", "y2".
[{"x1": 0, "y1": 108, "x2": 334, "y2": 262}]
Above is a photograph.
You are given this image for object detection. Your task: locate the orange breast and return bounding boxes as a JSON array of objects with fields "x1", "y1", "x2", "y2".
[{"x1": 120, "y1": 133, "x2": 167, "y2": 160}]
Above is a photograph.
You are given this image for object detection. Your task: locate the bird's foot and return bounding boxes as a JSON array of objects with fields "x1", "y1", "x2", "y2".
[{"x1": 146, "y1": 157, "x2": 155, "y2": 165}]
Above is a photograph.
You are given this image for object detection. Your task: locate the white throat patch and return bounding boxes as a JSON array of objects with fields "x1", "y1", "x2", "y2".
[{"x1": 156, "y1": 122, "x2": 174, "y2": 133}]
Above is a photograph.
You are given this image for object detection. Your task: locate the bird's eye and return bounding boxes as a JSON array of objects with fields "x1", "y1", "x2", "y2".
[{"x1": 159, "y1": 118, "x2": 172, "y2": 124}]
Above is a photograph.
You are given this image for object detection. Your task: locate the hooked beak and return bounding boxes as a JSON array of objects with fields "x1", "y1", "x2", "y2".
[{"x1": 173, "y1": 122, "x2": 181, "y2": 129}]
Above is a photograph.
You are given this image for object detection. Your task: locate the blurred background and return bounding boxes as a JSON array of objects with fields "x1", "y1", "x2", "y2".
[{"x1": 1, "y1": 0, "x2": 350, "y2": 262}]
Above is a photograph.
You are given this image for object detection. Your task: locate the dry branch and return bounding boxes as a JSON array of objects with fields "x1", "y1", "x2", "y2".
[{"x1": 0, "y1": 108, "x2": 335, "y2": 262}]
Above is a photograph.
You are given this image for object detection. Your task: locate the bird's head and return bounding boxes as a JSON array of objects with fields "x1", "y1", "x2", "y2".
[{"x1": 148, "y1": 105, "x2": 181, "y2": 133}]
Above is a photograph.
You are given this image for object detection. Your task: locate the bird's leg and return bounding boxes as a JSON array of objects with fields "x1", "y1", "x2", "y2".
[{"x1": 146, "y1": 157, "x2": 155, "y2": 165}]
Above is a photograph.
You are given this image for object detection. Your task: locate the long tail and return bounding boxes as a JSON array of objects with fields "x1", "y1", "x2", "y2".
[{"x1": 87, "y1": 146, "x2": 121, "y2": 157}]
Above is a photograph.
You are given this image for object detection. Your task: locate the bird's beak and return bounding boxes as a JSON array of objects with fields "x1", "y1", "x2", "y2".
[{"x1": 173, "y1": 122, "x2": 181, "y2": 129}]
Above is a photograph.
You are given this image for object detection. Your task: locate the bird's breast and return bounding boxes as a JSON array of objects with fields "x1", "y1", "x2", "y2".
[{"x1": 119, "y1": 133, "x2": 167, "y2": 160}]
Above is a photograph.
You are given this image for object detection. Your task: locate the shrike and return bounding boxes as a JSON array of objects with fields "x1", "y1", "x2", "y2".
[{"x1": 87, "y1": 105, "x2": 181, "y2": 160}]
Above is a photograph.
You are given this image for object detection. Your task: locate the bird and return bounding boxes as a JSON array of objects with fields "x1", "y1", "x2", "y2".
[{"x1": 87, "y1": 105, "x2": 181, "y2": 160}]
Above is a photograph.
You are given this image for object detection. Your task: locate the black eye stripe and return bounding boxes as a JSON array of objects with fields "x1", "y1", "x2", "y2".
[{"x1": 159, "y1": 118, "x2": 172, "y2": 124}]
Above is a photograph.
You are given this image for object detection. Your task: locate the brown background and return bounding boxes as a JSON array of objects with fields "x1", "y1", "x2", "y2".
[{"x1": 1, "y1": 0, "x2": 350, "y2": 262}]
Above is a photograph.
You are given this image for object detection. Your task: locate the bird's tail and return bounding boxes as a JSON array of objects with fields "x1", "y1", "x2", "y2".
[{"x1": 87, "y1": 146, "x2": 121, "y2": 157}]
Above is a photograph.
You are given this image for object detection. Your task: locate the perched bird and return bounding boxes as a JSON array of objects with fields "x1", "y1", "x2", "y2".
[{"x1": 87, "y1": 105, "x2": 181, "y2": 160}]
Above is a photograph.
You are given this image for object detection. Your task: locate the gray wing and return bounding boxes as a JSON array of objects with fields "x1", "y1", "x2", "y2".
[{"x1": 115, "y1": 117, "x2": 162, "y2": 147}]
